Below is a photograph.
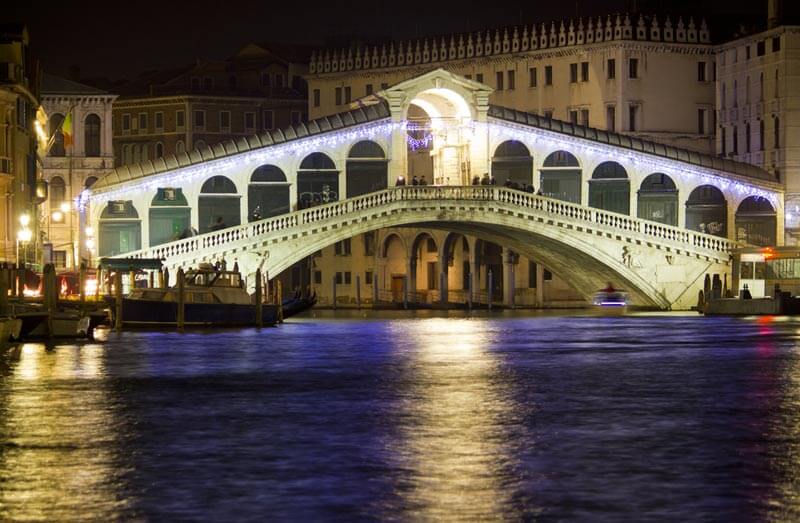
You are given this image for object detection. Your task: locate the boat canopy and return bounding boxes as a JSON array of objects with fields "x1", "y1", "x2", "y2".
[{"x1": 99, "y1": 257, "x2": 164, "y2": 271}]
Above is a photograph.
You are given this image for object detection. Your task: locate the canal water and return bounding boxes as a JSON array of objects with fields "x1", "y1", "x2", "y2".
[{"x1": 1, "y1": 311, "x2": 800, "y2": 521}]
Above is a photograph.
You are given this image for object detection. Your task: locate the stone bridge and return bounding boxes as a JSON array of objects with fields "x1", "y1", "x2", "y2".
[{"x1": 122, "y1": 185, "x2": 734, "y2": 309}]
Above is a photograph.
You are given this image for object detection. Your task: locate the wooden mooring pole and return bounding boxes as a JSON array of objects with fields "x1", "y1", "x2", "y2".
[
  {"x1": 176, "y1": 268, "x2": 185, "y2": 331},
  {"x1": 255, "y1": 268, "x2": 263, "y2": 328},
  {"x1": 114, "y1": 271, "x2": 123, "y2": 333}
]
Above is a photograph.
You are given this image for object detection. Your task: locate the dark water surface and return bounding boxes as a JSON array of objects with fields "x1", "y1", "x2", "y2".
[{"x1": 2, "y1": 312, "x2": 800, "y2": 521}]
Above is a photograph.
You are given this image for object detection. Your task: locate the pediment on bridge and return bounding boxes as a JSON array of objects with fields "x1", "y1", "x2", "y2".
[{"x1": 377, "y1": 68, "x2": 493, "y2": 121}]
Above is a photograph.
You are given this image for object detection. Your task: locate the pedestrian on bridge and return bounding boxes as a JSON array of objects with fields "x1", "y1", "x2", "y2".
[
  {"x1": 412, "y1": 175, "x2": 419, "y2": 186},
  {"x1": 420, "y1": 175, "x2": 428, "y2": 186}
]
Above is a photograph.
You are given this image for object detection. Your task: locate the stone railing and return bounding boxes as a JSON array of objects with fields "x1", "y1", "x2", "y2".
[
  {"x1": 309, "y1": 14, "x2": 710, "y2": 75},
  {"x1": 122, "y1": 185, "x2": 733, "y2": 264}
]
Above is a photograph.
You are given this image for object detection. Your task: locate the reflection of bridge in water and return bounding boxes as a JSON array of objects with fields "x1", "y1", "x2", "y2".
[{"x1": 85, "y1": 69, "x2": 784, "y2": 310}]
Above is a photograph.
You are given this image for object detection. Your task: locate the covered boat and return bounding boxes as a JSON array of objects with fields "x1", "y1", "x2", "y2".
[
  {"x1": 591, "y1": 284, "x2": 629, "y2": 315},
  {"x1": 106, "y1": 263, "x2": 282, "y2": 327}
]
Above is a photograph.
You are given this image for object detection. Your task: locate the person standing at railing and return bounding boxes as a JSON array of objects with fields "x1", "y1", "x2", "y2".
[
  {"x1": 411, "y1": 175, "x2": 419, "y2": 186},
  {"x1": 420, "y1": 175, "x2": 428, "y2": 186},
  {"x1": 480, "y1": 173, "x2": 490, "y2": 185},
  {"x1": 209, "y1": 216, "x2": 227, "y2": 232},
  {"x1": 395, "y1": 176, "x2": 406, "y2": 186},
  {"x1": 472, "y1": 175, "x2": 480, "y2": 185}
]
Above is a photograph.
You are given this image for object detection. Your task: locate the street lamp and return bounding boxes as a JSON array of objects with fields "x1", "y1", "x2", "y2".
[
  {"x1": 16, "y1": 214, "x2": 32, "y2": 267},
  {"x1": 84, "y1": 225, "x2": 96, "y2": 266}
]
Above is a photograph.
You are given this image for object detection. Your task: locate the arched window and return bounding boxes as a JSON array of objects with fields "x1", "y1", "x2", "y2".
[
  {"x1": 297, "y1": 152, "x2": 338, "y2": 208},
  {"x1": 121, "y1": 144, "x2": 131, "y2": 165},
  {"x1": 155, "y1": 142, "x2": 164, "y2": 158},
  {"x1": 491, "y1": 140, "x2": 533, "y2": 187},
  {"x1": 195, "y1": 140, "x2": 206, "y2": 151},
  {"x1": 686, "y1": 185, "x2": 727, "y2": 237},
  {"x1": 346, "y1": 140, "x2": 387, "y2": 198},
  {"x1": 199, "y1": 175, "x2": 240, "y2": 233},
  {"x1": 99, "y1": 201, "x2": 141, "y2": 256},
  {"x1": 50, "y1": 176, "x2": 66, "y2": 205},
  {"x1": 49, "y1": 113, "x2": 65, "y2": 157},
  {"x1": 637, "y1": 173, "x2": 677, "y2": 226},
  {"x1": 589, "y1": 161, "x2": 629, "y2": 214},
  {"x1": 736, "y1": 196, "x2": 776, "y2": 246},
  {"x1": 84, "y1": 113, "x2": 101, "y2": 157},
  {"x1": 84, "y1": 176, "x2": 98, "y2": 189},
  {"x1": 248, "y1": 165, "x2": 290, "y2": 221},
  {"x1": 150, "y1": 188, "x2": 191, "y2": 246},
  {"x1": 540, "y1": 150, "x2": 581, "y2": 203},
  {"x1": 176, "y1": 140, "x2": 186, "y2": 154}
]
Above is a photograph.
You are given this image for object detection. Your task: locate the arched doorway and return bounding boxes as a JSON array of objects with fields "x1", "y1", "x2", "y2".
[
  {"x1": 411, "y1": 233, "x2": 439, "y2": 300},
  {"x1": 248, "y1": 165, "x2": 290, "y2": 220},
  {"x1": 736, "y1": 196, "x2": 776, "y2": 246},
  {"x1": 346, "y1": 141, "x2": 388, "y2": 198},
  {"x1": 99, "y1": 201, "x2": 141, "y2": 256},
  {"x1": 540, "y1": 150, "x2": 581, "y2": 203},
  {"x1": 589, "y1": 161, "x2": 630, "y2": 214},
  {"x1": 441, "y1": 233, "x2": 471, "y2": 303},
  {"x1": 297, "y1": 152, "x2": 338, "y2": 208},
  {"x1": 381, "y1": 233, "x2": 407, "y2": 302},
  {"x1": 149, "y1": 188, "x2": 191, "y2": 246},
  {"x1": 686, "y1": 185, "x2": 727, "y2": 237},
  {"x1": 474, "y1": 239, "x2": 504, "y2": 302},
  {"x1": 199, "y1": 175, "x2": 240, "y2": 233},
  {"x1": 406, "y1": 104, "x2": 434, "y2": 184},
  {"x1": 637, "y1": 173, "x2": 678, "y2": 226},
  {"x1": 491, "y1": 141, "x2": 533, "y2": 187}
]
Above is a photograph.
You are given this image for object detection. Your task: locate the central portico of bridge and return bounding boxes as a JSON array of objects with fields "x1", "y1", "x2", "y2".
[{"x1": 85, "y1": 69, "x2": 784, "y2": 309}]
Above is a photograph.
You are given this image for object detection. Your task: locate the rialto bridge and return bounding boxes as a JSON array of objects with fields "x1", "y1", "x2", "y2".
[{"x1": 83, "y1": 69, "x2": 783, "y2": 310}]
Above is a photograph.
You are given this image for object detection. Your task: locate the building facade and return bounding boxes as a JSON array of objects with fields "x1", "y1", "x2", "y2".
[
  {"x1": 40, "y1": 73, "x2": 116, "y2": 269},
  {"x1": 716, "y1": 23, "x2": 800, "y2": 243},
  {"x1": 0, "y1": 24, "x2": 44, "y2": 267},
  {"x1": 112, "y1": 43, "x2": 309, "y2": 168},
  {"x1": 307, "y1": 14, "x2": 717, "y2": 154}
]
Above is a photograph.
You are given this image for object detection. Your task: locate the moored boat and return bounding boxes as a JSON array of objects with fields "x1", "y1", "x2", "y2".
[{"x1": 107, "y1": 263, "x2": 281, "y2": 327}]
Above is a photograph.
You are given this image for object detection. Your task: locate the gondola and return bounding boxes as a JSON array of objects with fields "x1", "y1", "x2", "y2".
[{"x1": 281, "y1": 290, "x2": 317, "y2": 319}]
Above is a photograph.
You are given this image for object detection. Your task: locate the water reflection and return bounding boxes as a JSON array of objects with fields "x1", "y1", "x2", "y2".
[
  {"x1": 0, "y1": 342, "x2": 131, "y2": 521},
  {"x1": 388, "y1": 318, "x2": 531, "y2": 519}
]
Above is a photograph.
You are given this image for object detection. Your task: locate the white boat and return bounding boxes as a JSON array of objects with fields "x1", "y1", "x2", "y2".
[{"x1": 591, "y1": 286, "x2": 629, "y2": 315}]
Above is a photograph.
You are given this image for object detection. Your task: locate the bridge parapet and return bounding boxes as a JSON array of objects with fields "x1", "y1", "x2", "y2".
[{"x1": 122, "y1": 185, "x2": 735, "y2": 268}]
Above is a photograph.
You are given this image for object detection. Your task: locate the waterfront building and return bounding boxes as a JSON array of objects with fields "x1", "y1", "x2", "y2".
[
  {"x1": 715, "y1": 2, "x2": 800, "y2": 243},
  {"x1": 39, "y1": 74, "x2": 117, "y2": 269},
  {"x1": 0, "y1": 24, "x2": 45, "y2": 266},
  {"x1": 111, "y1": 43, "x2": 310, "y2": 170}
]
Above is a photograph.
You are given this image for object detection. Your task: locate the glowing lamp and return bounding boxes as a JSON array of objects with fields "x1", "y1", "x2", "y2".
[
  {"x1": 60, "y1": 201, "x2": 71, "y2": 213},
  {"x1": 51, "y1": 210, "x2": 64, "y2": 222},
  {"x1": 17, "y1": 229, "x2": 32, "y2": 242},
  {"x1": 85, "y1": 226, "x2": 94, "y2": 237},
  {"x1": 85, "y1": 238, "x2": 95, "y2": 249},
  {"x1": 19, "y1": 214, "x2": 30, "y2": 227}
]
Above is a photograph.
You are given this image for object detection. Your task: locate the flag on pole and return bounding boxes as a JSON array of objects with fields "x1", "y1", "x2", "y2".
[{"x1": 62, "y1": 112, "x2": 73, "y2": 148}]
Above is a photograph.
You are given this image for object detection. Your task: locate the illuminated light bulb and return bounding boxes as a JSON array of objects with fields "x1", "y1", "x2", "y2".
[
  {"x1": 60, "y1": 201, "x2": 71, "y2": 213},
  {"x1": 19, "y1": 214, "x2": 30, "y2": 227},
  {"x1": 85, "y1": 226, "x2": 94, "y2": 237},
  {"x1": 85, "y1": 238, "x2": 95, "y2": 249},
  {"x1": 51, "y1": 210, "x2": 64, "y2": 222}
]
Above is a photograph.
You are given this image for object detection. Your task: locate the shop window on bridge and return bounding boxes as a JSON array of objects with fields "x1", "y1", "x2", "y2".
[
  {"x1": 589, "y1": 161, "x2": 630, "y2": 215},
  {"x1": 298, "y1": 152, "x2": 338, "y2": 208},
  {"x1": 199, "y1": 175, "x2": 240, "y2": 234},
  {"x1": 736, "y1": 196, "x2": 776, "y2": 246},
  {"x1": 637, "y1": 173, "x2": 678, "y2": 226},
  {"x1": 540, "y1": 150, "x2": 581, "y2": 203},
  {"x1": 149, "y1": 188, "x2": 191, "y2": 247},
  {"x1": 491, "y1": 140, "x2": 533, "y2": 186},
  {"x1": 685, "y1": 185, "x2": 727, "y2": 237},
  {"x1": 99, "y1": 201, "x2": 141, "y2": 256},
  {"x1": 248, "y1": 165, "x2": 290, "y2": 221},
  {"x1": 346, "y1": 140, "x2": 387, "y2": 198}
]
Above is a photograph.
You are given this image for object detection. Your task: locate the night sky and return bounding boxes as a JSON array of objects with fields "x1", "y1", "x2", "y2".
[{"x1": 4, "y1": 0, "x2": 770, "y2": 81}]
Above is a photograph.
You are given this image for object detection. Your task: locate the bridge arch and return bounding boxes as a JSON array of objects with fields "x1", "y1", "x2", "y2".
[
  {"x1": 637, "y1": 173, "x2": 678, "y2": 226},
  {"x1": 735, "y1": 196, "x2": 776, "y2": 246},
  {"x1": 491, "y1": 140, "x2": 533, "y2": 187},
  {"x1": 379, "y1": 233, "x2": 408, "y2": 301},
  {"x1": 248, "y1": 165, "x2": 290, "y2": 221},
  {"x1": 410, "y1": 232, "x2": 440, "y2": 295},
  {"x1": 540, "y1": 150, "x2": 582, "y2": 203},
  {"x1": 685, "y1": 184, "x2": 727, "y2": 237},
  {"x1": 199, "y1": 175, "x2": 240, "y2": 234},
  {"x1": 589, "y1": 161, "x2": 630, "y2": 215}
]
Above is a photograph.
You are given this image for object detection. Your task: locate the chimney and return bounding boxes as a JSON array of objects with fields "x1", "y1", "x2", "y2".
[{"x1": 768, "y1": 0, "x2": 783, "y2": 29}]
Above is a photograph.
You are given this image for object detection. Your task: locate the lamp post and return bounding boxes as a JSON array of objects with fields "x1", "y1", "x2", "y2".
[
  {"x1": 84, "y1": 225, "x2": 95, "y2": 268},
  {"x1": 16, "y1": 214, "x2": 32, "y2": 268}
]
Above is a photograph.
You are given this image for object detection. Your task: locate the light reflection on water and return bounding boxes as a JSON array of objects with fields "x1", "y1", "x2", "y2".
[{"x1": 0, "y1": 312, "x2": 800, "y2": 520}]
